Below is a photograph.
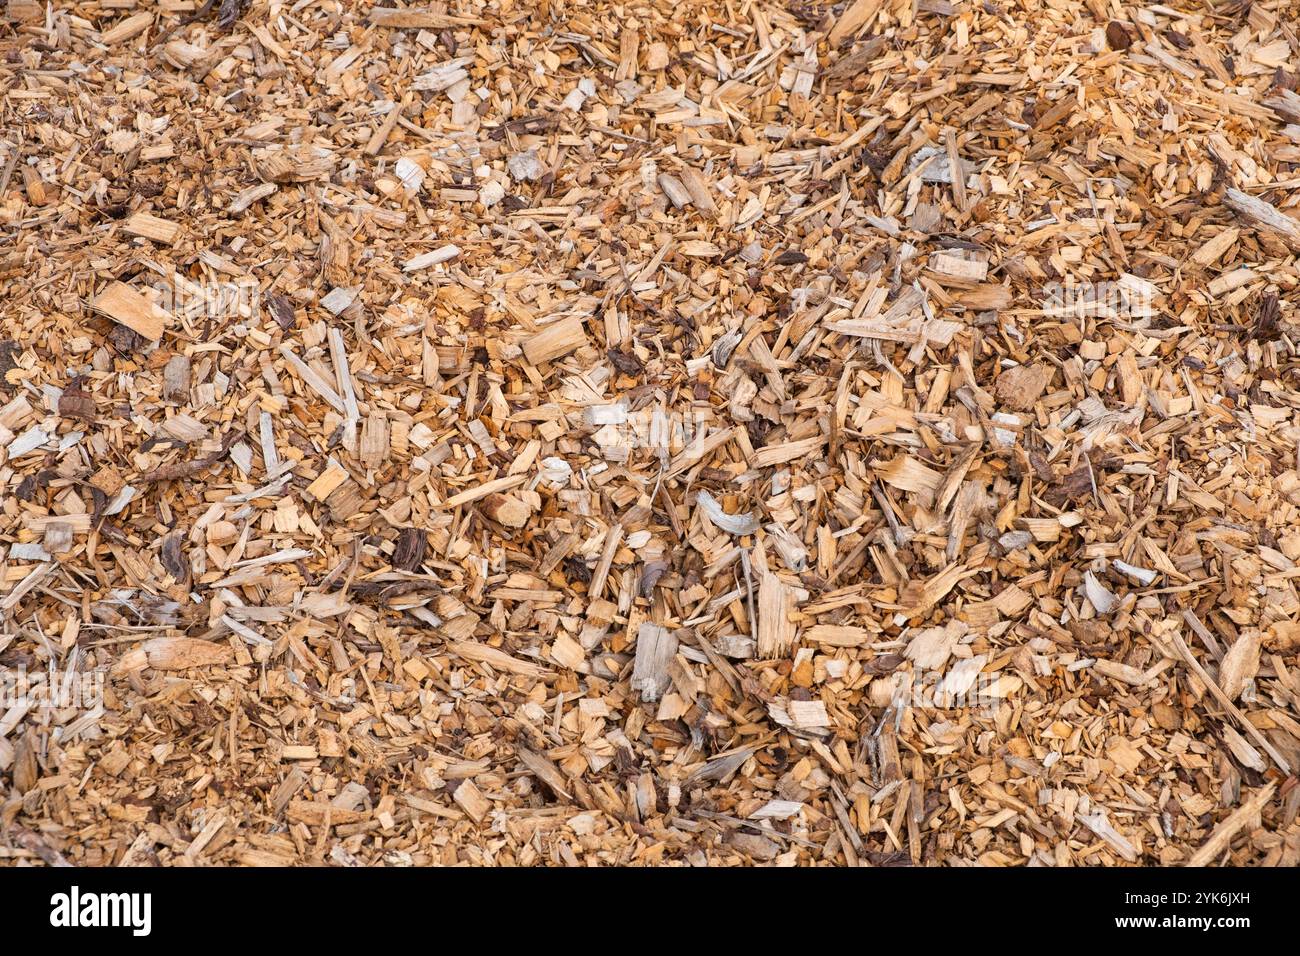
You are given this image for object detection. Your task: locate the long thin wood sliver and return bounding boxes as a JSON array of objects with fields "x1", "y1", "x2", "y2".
[
  {"x1": 1167, "y1": 629, "x2": 1292, "y2": 775},
  {"x1": 1185, "y1": 783, "x2": 1276, "y2": 867}
]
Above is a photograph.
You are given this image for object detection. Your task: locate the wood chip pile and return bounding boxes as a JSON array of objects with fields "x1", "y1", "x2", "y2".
[{"x1": 2, "y1": 0, "x2": 1300, "y2": 867}]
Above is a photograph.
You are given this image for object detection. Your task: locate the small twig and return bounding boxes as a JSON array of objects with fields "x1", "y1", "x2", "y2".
[{"x1": 137, "y1": 431, "x2": 242, "y2": 483}]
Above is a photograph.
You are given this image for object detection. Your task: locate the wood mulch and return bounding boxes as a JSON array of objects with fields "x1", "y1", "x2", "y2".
[{"x1": 2, "y1": 0, "x2": 1299, "y2": 866}]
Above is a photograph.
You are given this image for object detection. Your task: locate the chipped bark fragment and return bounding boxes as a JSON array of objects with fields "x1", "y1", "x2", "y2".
[
  {"x1": 57, "y1": 381, "x2": 95, "y2": 421},
  {"x1": 1105, "y1": 21, "x2": 1132, "y2": 51},
  {"x1": 266, "y1": 293, "x2": 296, "y2": 331},
  {"x1": 392, "y1": 528, "x2": 427, "y2": 572}
]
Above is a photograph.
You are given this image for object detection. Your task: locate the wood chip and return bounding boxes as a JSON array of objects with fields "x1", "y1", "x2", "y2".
[
  {"x1": 521, "y1": 316, "x2": 588, "y2": 365},
  {"x1": 122, "y1": 212, "x2": 181, "y2": 245},
  {"x1": 90, "y1": 281, "x2": 170, "y2": 341},
  {"x1": 4, "y1": 0, "x2": 1299, "y2": 870}
]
